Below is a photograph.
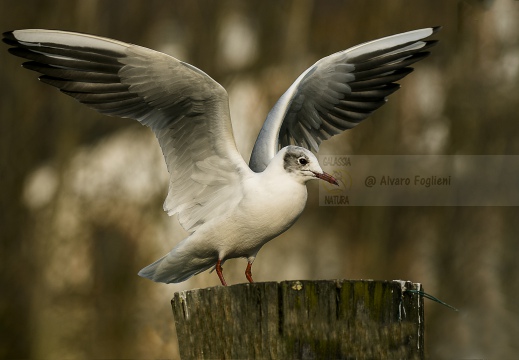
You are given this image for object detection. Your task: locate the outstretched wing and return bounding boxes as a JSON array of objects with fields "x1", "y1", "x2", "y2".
[
  {"x1": 4, "y1": 29, "x2": 252, "y2": 232},
  {"x1": 249, "y1": 27, "x2": 440, "y2": 172}
]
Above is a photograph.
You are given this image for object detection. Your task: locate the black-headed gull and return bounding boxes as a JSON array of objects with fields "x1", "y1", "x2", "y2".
[{"x1": 3, "y1": 27, "x2": 439, "y2": 285}]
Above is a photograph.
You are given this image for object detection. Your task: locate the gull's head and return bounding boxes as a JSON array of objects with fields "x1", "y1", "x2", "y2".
[{"x1": 279, "y1": 146, "x2": 339, "y2": 185}]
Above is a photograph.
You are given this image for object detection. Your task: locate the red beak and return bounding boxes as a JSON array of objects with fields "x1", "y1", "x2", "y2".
[{"x1": 312, "y1": 171, "x2": 339, "y2": 186}]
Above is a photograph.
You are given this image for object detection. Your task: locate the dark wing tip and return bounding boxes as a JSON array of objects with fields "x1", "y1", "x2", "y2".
[
  {"x1": 431, "y1": 26, "x2": 443, "y2": 34},
  {"x1": 2, "y1": 30, "x2": 15, "y2": 38},
  {"x1": 2, "y1": 31, "x2": 18, "y2": 46},
  {"x1": 424, "y1": 40, "x2": 439, "y2": 49}
]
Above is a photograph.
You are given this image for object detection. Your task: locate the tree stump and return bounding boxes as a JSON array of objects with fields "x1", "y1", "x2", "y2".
[{"x1": 171, "y1": 280, "x2": 424, "y2": 359}]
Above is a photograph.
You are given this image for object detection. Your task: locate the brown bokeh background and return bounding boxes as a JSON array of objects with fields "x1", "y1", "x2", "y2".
[{"x1": 1, "y1": 0, "x2": 518, "y2": 358}]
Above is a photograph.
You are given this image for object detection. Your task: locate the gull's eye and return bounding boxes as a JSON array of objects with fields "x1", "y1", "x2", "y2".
[{"x1": 298, "y1": 157, "x2": 308, "y2": 166}]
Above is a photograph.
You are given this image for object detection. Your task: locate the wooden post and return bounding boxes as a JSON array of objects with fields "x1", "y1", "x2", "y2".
[{"x1": 171, "y1": 280, "x2": 424, "y2": 359}]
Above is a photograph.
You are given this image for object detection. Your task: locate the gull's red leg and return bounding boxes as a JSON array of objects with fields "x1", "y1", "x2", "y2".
[
  {"x1": 216, "y1": 259, "x2": 227, "y2": 286},
  {"x1": 245, "y1": 262, "x2": 254, "y2": 283}
]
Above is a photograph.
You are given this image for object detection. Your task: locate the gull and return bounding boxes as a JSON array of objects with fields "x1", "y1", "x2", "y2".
[{"x1": 3, "y1": 27, "x2": 439, "y2": 286}]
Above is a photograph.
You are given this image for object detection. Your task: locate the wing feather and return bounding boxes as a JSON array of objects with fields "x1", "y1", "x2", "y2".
[
  {"x1": 4, "y1": 29, "x2": 251, "y2": 232},
  {"x1": 249, "y1": 27, "x2": 440, "y2": 172}
]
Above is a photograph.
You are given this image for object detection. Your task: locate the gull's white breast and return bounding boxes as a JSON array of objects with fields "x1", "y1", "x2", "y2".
[{"x1": 189, "y1": 170, "x2": 307, "y2": 260}]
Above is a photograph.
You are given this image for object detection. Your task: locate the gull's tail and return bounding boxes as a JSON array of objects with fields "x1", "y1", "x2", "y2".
[{"x1": 138, "y1": 240, "x2": 215, "y2": 284}]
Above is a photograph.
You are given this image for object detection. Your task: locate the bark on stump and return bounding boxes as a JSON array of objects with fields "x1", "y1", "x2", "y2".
[{"x1": 171, "y1": 279, "x2": 424, "y2": 359}]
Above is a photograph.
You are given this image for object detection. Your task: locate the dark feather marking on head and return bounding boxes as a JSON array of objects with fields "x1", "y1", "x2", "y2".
[{"x1": 283, "y1": 146, "x2": 310, "y2": 173}]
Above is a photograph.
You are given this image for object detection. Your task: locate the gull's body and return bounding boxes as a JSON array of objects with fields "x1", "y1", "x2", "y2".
[
  {"x1": 145, "y1": 148, "x2": 311, "y2": 283},
  {"x1": 3, "y1": 27, "x2": 439, "y2": 285}
]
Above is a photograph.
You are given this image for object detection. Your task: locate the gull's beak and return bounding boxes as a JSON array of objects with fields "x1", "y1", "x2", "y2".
[{"x1": 312, "y1": 171, "x2": 339, "y2": 186}]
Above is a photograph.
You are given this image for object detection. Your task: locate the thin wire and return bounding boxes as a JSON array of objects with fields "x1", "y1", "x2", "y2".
[{"x1": 405, "y1": 289, "x2": 459, "y2": 312}]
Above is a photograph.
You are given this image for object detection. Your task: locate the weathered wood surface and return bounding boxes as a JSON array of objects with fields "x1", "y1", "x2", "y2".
[{"x1": 171, "y1": 280, "x2": 424, "y2": 359}]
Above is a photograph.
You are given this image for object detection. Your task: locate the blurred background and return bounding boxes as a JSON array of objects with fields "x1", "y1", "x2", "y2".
[{"x1": 1, "y1": 0, "x2": 518, "y2": 358}]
